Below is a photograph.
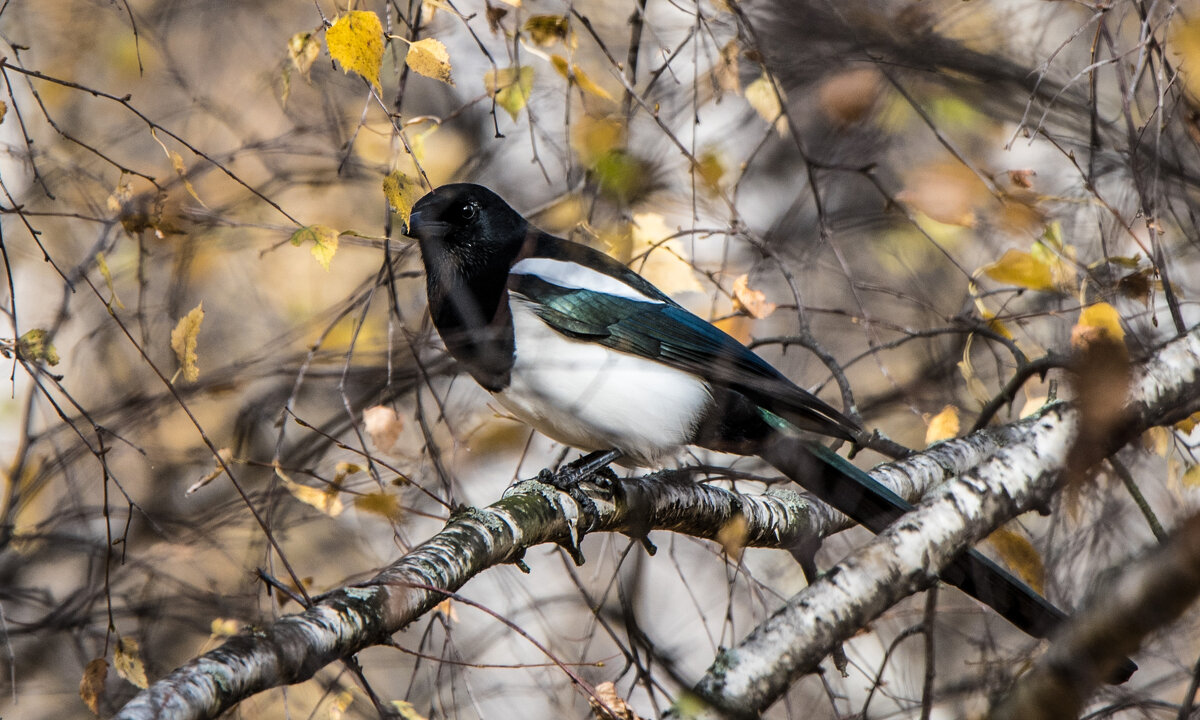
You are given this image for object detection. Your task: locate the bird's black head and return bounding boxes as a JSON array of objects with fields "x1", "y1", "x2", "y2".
[{"x1": 407, "y1": 183, "x2": 531, "y2": 287}]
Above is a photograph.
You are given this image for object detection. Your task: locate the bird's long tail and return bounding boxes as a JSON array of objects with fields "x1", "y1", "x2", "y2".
[{"x1": 756, "y1": 433, "x2": 1137, "y2": 683}]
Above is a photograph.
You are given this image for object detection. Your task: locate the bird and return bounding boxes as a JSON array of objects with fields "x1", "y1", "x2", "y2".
[{"x1": 406, "y1": 182, "x2": 1135, "y2": 683}]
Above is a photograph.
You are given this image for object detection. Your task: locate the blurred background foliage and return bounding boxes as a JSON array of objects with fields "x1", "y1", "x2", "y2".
[{"x1": 3, "y1": 0, "x2": 1200, "y2": 717}]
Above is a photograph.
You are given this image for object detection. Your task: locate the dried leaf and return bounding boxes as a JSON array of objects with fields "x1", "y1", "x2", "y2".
[
  {"x1": 277, "y1": 465, "x2": 344, "y2": 516},
  {"x1": 484, "y1": 65, "x2": 534, "y2": 121},
  {"x1": 327, "y1": 10, "x2": 384, "y2": 92},
  {"x1": 924, "y1": 405, "x2": 960, "y2": 445},
  {"x1": 107, "y1": 176, "x2": 132, "y2": 213},
  {"x1": 1176, "y1": 411, "x2": 1200, "y2": 435},
  {"x1": 187, "y1": 447, "x2": 233, "y2": 495},
  {"x1": 958, "y1": 338, "x2": 990, "y2": 406},
  {"x1": 289, "y1": 224, "x2": 340, "y2": 270},
  {"x1": 114, "y1": 636, "x2": 149, "y2": 689},
  {"x1": 405, "y1": 37, "x2": 454, "y2": 86},
  {"x1": 550, "y1": 55, "x2": 612, "y2": 100},
  {"x1": 17, "y1": 328, "x2": 60, "y2": 366},
  {"x1": 1143, "y1": 426, "x2": 1170, "y2": 456},
  {"x1": 589, "y1": 681, "x2": 644, "y2": 720},
  {"x1": 288, "y1": 31, "x2": 321, "y2": 81},
  {"x1": 170, "y1": 302, "x2": 204, "y2": 383},
  {"x1": 486, "y1": 3, "x2": 509, "y2": 33},
  {"x1": 363, "y1": 405, "x2": 404, "y2": 451},
  {"x1": 80, "y1": 658, "x2": 108, "y2": 715},
  {"x1": 714, "y1": 40, "x2": 740, "y2": 96},
  {"x1": 150, "y1": 129, "x2": 207, "y2": 208},
  {"x1": 433, "y1": 598, "x2": 458, "y2": 622},
  {"x1": 980, "y1": 249, "x2": 1056, "y2": 292},
  {"x1": 731, "y1": 274, "x2": 776, "y2": 319},
  {"x1": 383, "y1": 171, "x2": 425, "y2": 228},
  {"x1": 0, "y1": 100, "x2": 6, "y2": 125},
  {"x1": 987, "y1": 527, "x2": 1045, "y2": 594}
]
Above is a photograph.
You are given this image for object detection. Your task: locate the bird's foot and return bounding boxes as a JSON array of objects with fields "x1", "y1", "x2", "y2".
[{"x1": 538, "y1": 449, "x2": 622, "y2": 491}]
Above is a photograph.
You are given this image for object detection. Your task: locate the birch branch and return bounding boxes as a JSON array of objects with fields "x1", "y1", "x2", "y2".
[{"x1": 691, "y1": 328, "x2": 1200, "y2": 717}]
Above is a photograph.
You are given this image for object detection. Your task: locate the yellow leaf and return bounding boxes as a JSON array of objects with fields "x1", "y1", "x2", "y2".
[
  {"x1": 629, "y1": 213, "x2": 703, "y2": 295},
  {"x1": 391, "y1": 700, "x2": 430, "y2": 720},
  {"x1": 1071, "y1": 302, "x2": 1125, "y2": 350},
  {"x1": 169, "y1": 302, "x2": 204, "y2": 383},
  {"x1": 484, "y1": 65, "x2": 534, "y2": 120},
  {"x1": 363, "y1": 405, "x2": 404, "y2": 451},
  {"x1": 327, "y1": 10, "x2": 384, "y2": 92},
  {"x1": 731, "y1": 274, "x2": 777, "y2": 319},
  {"x1": 17, "y1": 328, "x2": 60, "y2": 366},
  {"x1": 745, "y1": 71, "x2": 787, "y2": 135},
  {"x1": 329, "y1": 691, "x2": 354, "y2": 720},
  {"x1": 1183, "y1": 464, "x2": 1200, "y2": 487},
  {"x1": 958, "y1": 337, "x2": 990, "y2": 406},
  {"x1": 434, "y1": 598, "x2": 458, "y2": 622},
  {"x1": 523, "y1": 15, "x2": 569, "y2": 46},
  {"x1": 987, "y1": 527, "x2": 1044, "y2": 594},
  {"x1": 384, "y1": 171, "x2": 425, "y2": 229},
  {"x1": 187, "y1": 447, "x2": 233, "y2": 495},
  {"x1": 276, "y1": 465, "x2": 344, "y2": 516},
  {"x1": 96, "y1": 251, "x2": 125, "y2": 309},
  {"x1": 210, "y1": 617, "x2": 240, "y2": 638},
  {"x1": 288, "y1": 31, "x2": 320, "y2": 81},
  {"x1": 289, "y1": 224, "x2": 340, "y2": 270},
  {"x1": 571, "y1": 114, "x2": 625, "y2": 165},
  {"x1": 1175, "y1": 411, "x2": 1200, "y2": 435},
  {"x1": 356, "y1": 491, "x2": 404, "y2": 521},
  {"x1": 0, "y1": 100, "x2": 6, "y2": 125},
  {"x1": 114, "y1": 637, "x2": 149, "y2": 690},
  {"x1": 980, "y1": 249, "x2": 1055, "y2": 292},
  {"x1": 716, "y1": 513, "x2": 749, "y2": 560},
  {"x1": 550, "y1": 55, "x2": 613, "y2": 100},
  {"x1": 333, "y1": 461, "x2": 362, "y2": 486},
  {"x1": 80, "y1": 658, "x2": 107, "y2": 715},
  {"x1": 1143, "y1": 426, "x2": 1170, "y2": 456},
  {"x1": 924, "y1": 405, "x2": 960, "y2": 445},
  {"x1": 405, "y1": 37, "x2": 454, "y2": 86}
]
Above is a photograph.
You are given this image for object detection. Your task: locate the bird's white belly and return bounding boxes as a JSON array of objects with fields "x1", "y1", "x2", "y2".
[{"x1": 494, "y1": 297, "x2": 712, "y2": 466}]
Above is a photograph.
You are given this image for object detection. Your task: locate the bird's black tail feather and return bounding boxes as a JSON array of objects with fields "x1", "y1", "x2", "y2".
[{"x1": 756, "y1": 435, "x2": 1137, "y2": 684}]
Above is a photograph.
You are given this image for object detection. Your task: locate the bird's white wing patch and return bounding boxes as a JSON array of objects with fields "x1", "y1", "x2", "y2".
[
  {"x1": 495, "y1": 296, "x2": 710, "y2": 466},
  {"x1": 510, "y1": 258, "x2": 663, "y2": 304}
]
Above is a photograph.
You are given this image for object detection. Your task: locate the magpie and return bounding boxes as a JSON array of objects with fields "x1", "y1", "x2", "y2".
[{"x1": 407, "y1": 182, "x2": 1135, "y2": 682}]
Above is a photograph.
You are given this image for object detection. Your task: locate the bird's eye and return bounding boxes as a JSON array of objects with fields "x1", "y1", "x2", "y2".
[{"x1": 457, "y1": 203, "x2": 478, "y2": 222}]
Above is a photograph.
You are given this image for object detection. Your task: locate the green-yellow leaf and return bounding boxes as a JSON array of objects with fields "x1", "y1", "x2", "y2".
[
  {"x1": 327, "y1": 11, "x2": 384, "y2": 92},
  {"x1": 290, "y1": 225, "x2": 340, "y2": 270},
  {"x1": 210, "y1": 617, "x2": 240, "y2": 638},
  {"x1": 114, "y1": 637, "x2": 149, "y2": 690},
  {"x1": 980, "y1": 248, "x2": 1056, "y2": 292},
  {"x1": 96, "y1": 251, "x2": 125, "y2": 309},
  {"x1": 405, "y1": 37, "x2": 454, "y2": 86},
  {"x1": 383, "y1": 172, "x2": 424, "y2": 228},
  {"x1": 288, "y1": 31, "x2": 321, "y2": 80},
  {"x1": 485, "y1": 65, "x2": 534, "y2": 120},
  {"x1": 18, "y1": 328, "x2": 60, "y2": 366},
  {"x1": 550, "y1": 55, "x2": 612, "y2": 100},
  {"x1": 170, "y1": 302, "x2": 204, "y2": 383}
]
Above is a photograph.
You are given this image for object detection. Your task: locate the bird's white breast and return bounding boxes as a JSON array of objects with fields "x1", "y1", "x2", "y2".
[{"x1": 494, "y1": 295, "x2": 712, "y2": 466}]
